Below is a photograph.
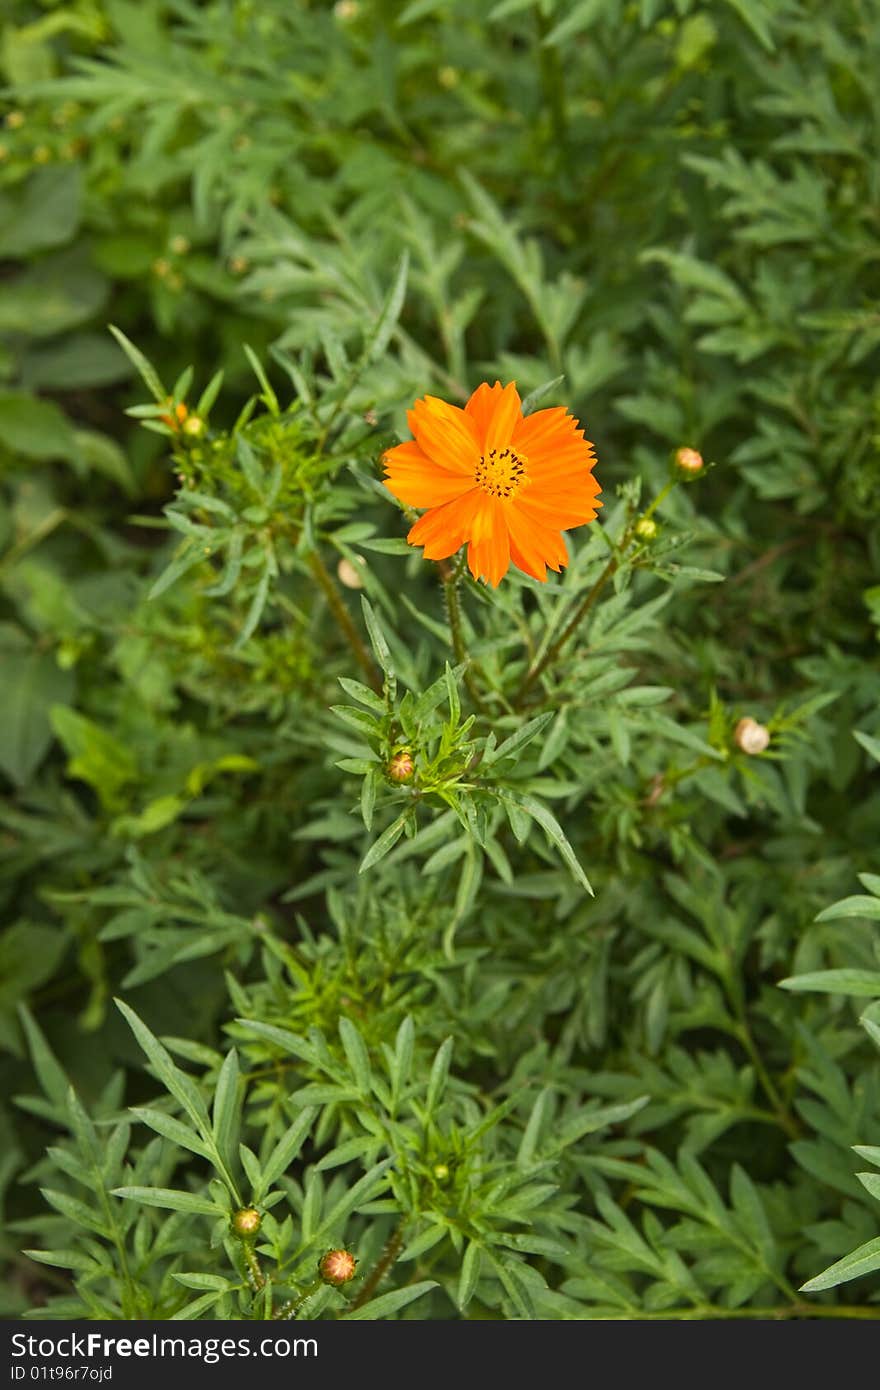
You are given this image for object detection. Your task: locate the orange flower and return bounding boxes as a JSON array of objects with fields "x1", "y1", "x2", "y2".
[{"x1": 382, "y1": 382, "x2": 600, "y2": 586}]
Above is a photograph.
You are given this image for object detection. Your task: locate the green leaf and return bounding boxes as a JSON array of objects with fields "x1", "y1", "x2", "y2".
[
  {"x1": 128, "y1": 1107, "x2": 212, "y2": 1161},
  {"x1": 486, "y1": 712, "x2": 554, "y2": 766},
  {"x1": 339, "y1": 1017, "x2": 372, "y2": 1093},
  {"x1": 0, "y1": 627, "x2": 74, "y2": 786},
  {"x1": 457, "y1": 1242, "x2": 482, "y2": 1311},
  {"x1": 360, "y1": 597, "x2": 394, "y2": 678},
  {"x1": 211, "y1": 1049, "x2": 242, "y2": 1174},
  {"x1": 363, "y1": 251, "x2": 409, "y2": 365},
  {"x1": 426, "y1": 1037, "x2": 454, "y2": 1116},
  {"x1": 723, "y1": 0, "x2": 776, "y2": 52},
  {"x1": 815, "y1": 897, "x2": 880, "y2": 923},
  {"x1": 543, "y1": 0, "x2": 606, "y2": 45},
  {"x1": 17, "y1": 1006, "x2": 69, "y2": 1109},
  {"x1": 778, "y1": 969, "x2": 880, "y2": 997},
  {"x1": 496, "y1": 790, "x2": 592, "y2": 893},
  {"x1": 854, "y1": 730, "x2": 880, "y2": 764},
  {"x1": 342, "y1": 1280, "x2": 436, "y2": 1319},
  {"x1": 0, "y1": 168, "x2": 81, "y2": 257},
  {"x1": 0, "y1": 393, "x2": 78, "y2": 461},
  {"x1": 800, "y1": 1237, "x2": 880, "y2": 1293},
  {"x1": 360, "y1": 812, "x2": 409, "y2": 873},
  {"x1": 108, "y1": 325, "x2": 166, "y2": 403},
  {"x1": 257, "y1": 1108, "x2": 317, "y2": 1199},
  {"x1": 115, "y1": 1000, "x2": 210, "y2": 1133},
  {"x1": 111, "y1": 1186, "x2": 222, "y2": 1216}
]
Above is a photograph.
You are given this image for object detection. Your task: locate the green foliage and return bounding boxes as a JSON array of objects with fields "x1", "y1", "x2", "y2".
[{"x1": 2, "y1": 0, "x2": 879, "y2": 1321}]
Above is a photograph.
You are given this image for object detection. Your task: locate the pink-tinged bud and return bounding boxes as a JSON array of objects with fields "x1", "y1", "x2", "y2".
[
  {"x1": 675, "y1": 447, "x2": 704, "y2": 475},
  {"x1": 735, "y1": 717, "x2": 770, "y2": 755},
  {"x1": 319, "y1": 1249, "x2": 357, "y2": 1286},
  {"x1": 388, "y1": 749, "x2": 414, "y2": 782},
  {"x1": 232, "y1": 1207, "x2": 261, "y2": 1237}
]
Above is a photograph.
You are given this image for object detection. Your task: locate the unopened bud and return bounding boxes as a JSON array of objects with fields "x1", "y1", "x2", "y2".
[
  {"x1": 388, "y1": 749, "x2": 414, "y2": 783},
  {"x1": 232, "y1": 1207, "x2": 261, "y2": 1237},
  {"x1": 734, "y1": 717, "x2": 770, "y2": 755},
  {"x1": 169, "y1": 234, "x2": 190, "y2": 255},
  {"x1": 337, "y1": 557, "x2": 364, "y2": 590},
  {"x1": 334, "y1": 0, "x2": 359, "y2": 18},
  {"x1": 635, "y1": 517, "x2": 658, "y2": 540},
  {"x1": 5, "y1": 111, "x2": 25, "y2": 130},
  {"x1": 433, "y1": 1163, "x2": 450, "y2": 1182},
  {"x1": 675, "y1": 446, "x2": 704, "y2": 475},
  {"x1": 319, "y1": 1249, "x2": 357, "y2": 1286},
  {"x1": 182, "y1": 414, "x2": 205, "y2": 437}
]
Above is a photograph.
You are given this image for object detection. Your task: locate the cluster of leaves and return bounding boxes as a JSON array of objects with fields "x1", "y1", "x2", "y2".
[{"x1": 2, "y1": 0, "x2": 880, "y2": 1320}]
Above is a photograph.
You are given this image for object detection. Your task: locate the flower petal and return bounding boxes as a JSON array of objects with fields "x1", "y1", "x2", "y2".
[
  {"x1": 384, "y1": 441, "x2": 472, "y2": 507},
  {"x1": 466, "y1": 496, "x2": 510, "y2": 586},
  {"x1": 484, "y1": 382, "x2": 522, "y2": 453},
  {"x1": 408, "y1": 395, "x2": 480, "y2": 474},
  {"x1": 512, "y1": 406, "x2": 575, "y2": 456},
  {"x1": 407, "y1": 487, "x2": 483, "y2": 560},
  {"x1": 505, "y1": 500, "x2": 568, "y2": 580},
  {"x1": 464, "y1": 381, "x2": 505, "y2": 446},
  {"x1": 520, "y1": 483, "x2": 601, "y2": 530}
]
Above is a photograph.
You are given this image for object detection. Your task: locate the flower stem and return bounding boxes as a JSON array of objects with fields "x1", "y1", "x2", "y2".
[
  {"x1": 242, "y1": 1242, "x2": 266, "y2": 1294},
  {"x1": 274, "y1": 1278, "x2": 322, "y2": 1320},
  {"x1": 307, "y1": 548, "x2": 382, "y2": 691},
  {"x1": 517, "y1": 480, "x2": 676, "y2": 702},
  {"x1": 439, "y1": 558, "x2": 489, "y2": 711},
  {"x1": 348, "y1": 1221, "x2": 406, "y2": 1312},
  {"x1": 597, "y1": 1304, "x2": 880, "y2": 1321}
]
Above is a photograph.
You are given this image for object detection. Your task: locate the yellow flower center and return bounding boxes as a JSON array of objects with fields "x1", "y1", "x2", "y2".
[{"x1": 474, "y1": 446, "x2": 528, "y2": 498}]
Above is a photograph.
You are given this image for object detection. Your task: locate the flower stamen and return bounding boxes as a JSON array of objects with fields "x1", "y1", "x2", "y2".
[{"x1": 474, "y1": 447, "x2": 528, "y2": 499}]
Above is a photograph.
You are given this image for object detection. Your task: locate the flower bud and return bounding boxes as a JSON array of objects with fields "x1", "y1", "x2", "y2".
[
  {"x1": 388, "y1": 749, "x2": 414, "y2": 783},
  {"x1": 734, "y1": 717, "x2": 770, "y2": 755},
  {"x1": 319, "y1": 1249, "x2": 357, "y2": 1286},
  {"x1": 160, "y1": 400, "x2": 189, "y2": 430},
  {"x1": 674, "y1": 446, "x2": 704, "y2": 475},
  {"x1": 433, "y1": 1163, "x2": 450, "y2": 1182},
  {"x1": 182, "y1": 414, "x2": 206, "y2": 437},
  {"x1": 635, "y1": 517, "x2": 658, "y2": 540},
  {"x1": 232, "y1": 1207, "x2": 261, "y2": 1237}
]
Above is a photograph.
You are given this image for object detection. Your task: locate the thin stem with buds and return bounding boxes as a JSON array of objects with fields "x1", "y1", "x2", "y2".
[
  {"x1": 517, "y1": 480, "x2": 677, "y2": 703},
  {"x1": 307, "y1": 549, "x2": 382, "y2": 691},
  {"x1": 348, "y1": 1221, "x2": 407, "y2": 1312}
]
